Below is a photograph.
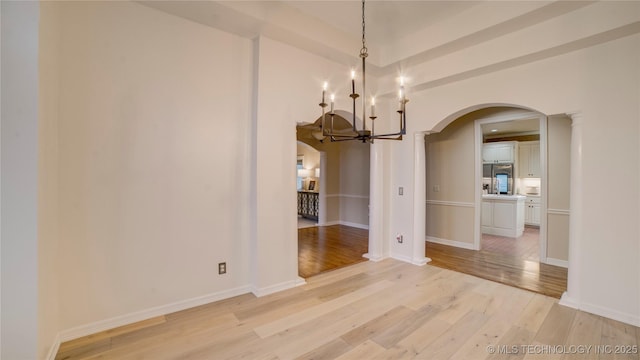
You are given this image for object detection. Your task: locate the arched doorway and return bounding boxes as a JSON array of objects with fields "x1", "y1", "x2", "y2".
[
  {"x1": 295, "y1": 114, "x2": 371, "y2": 278},
  {"x1": 422, "y1": 105, "x2": 570, "y2": 298}
]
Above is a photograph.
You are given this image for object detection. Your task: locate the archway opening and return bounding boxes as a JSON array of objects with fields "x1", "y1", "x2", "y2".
[
  {"x1": 295, "y1": 114, "x2": 370, "y2": 278},
  {"x1": 423, "y1": 105, "x2": 569, "y2": 298}
]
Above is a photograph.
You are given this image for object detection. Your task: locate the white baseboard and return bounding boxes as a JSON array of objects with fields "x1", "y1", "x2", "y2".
[
  {"x1": 559, "y1": 292, "x2": 579, "y2": 309},
  {"x1": 390, "y1": 252, "x2": 432, "y2": 266},
  {"x1": 318, "y1": 220, "x2": 369, "y2": 230},
  {"x1": 46, "y1": 334, "x2": 61, "y2": 360},
  {"x1": 559, "y1": 292, "x2": 640, "y2": 327},
  {"x1": 544, "y1": 257, "x2": 569, "y2": 268},
  {"x1": 426, "y1": 236, "x2": 475, "y2": 250},
  {"x1": 340, "y1": 221, "x2": 369, "y2": 230},
  {"x1": 58, "y1": 284, "x2": 252, "y2": 343},
  {"x1": 251, "y1": 279, "x2": 300, "y2": 297},
  {"x1": 363, "y1": 253, "x2": 386, "y2": 262},
  {"x1": 580, "y1": 301, "x2": 640, "y2": 327}
]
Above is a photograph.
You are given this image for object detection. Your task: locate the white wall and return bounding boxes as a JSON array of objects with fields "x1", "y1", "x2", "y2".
[
  {"x1": 1, "y1": 1, "x2": 40, "y2": 359},
  {"x1": 389, "y1": 34, "x2": 640, "y2": 325},
  {"x1": 53, "y1": 1, "x2": 253, "y2": 332}
]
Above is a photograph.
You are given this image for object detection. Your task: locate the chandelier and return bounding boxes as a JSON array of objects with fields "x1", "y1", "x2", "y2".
[{"x1": 319, "y1": 0, "x2": 407, "y2": 143}]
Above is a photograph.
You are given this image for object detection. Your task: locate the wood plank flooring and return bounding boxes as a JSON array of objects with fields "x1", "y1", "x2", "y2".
[
  {"x1": 426, "y1": 240, "x2": 568, "y2": 299},
  {"x1": 55, "y1": 259, "x2": 639, "y2": 360},
  {"x1": 482, "y1": 226, "x2": 541, "y2": 262},
  {"x1": 298, "y1": 224, "x2": 369, "y2": 278}
]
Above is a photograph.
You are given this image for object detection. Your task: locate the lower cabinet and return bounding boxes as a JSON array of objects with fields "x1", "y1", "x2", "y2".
[
  {"x1": 524, "y1": 196, "x2": 541, "y2": 226},
  {"x1": 481, "y1": 196, "x2": 525, "y2": 238},
  {"x1": 297, "y1": 191, "x2": 319, "y2": 220}
]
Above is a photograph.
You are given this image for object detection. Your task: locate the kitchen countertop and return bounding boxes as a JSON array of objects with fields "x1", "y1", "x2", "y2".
[{"x1": 482, "y1": 194, "x2": 526, "y2": 200}]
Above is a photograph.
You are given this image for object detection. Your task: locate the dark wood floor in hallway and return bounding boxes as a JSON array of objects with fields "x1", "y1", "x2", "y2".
[
  {"x1": 426, "y1": 230, "x2": 568, "y2": 298},
  {"x1": 298, "y1": 224, "x2": 369, "y2": 278}
]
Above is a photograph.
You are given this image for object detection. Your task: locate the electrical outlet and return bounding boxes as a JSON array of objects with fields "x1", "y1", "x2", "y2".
[
  {"x1": 396, "y1": 234, "x2": 403, "y2": 243},
  {"x1": 218, "y1": 262, "x2": 227, "y2": 275}
]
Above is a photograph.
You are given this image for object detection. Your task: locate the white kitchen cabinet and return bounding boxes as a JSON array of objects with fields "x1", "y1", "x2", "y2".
[
  {"x1": 518, "y1": 141, "x2": 540, "y2": 178},
  {"x1": 481, "y1": 201, "x2": 493, "y2": 227},
  {"x1": 482, "y1": 142, "x2": 517, "y2": 164},
  {"x1": 481, "y1": 195, "x2": 525, "y2": 237},
  {"x1": 524, "y1": 196, "x2": 541, "y2": 226}
]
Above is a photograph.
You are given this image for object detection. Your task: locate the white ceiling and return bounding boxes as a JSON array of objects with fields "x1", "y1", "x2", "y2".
[
  {"x1": 481, "y1": 118, "x2": 540, "y2": 136},
  {"x1": 283, "y1": 1, "x2": 481, "y2": 48},
  {"x1": 141, "y1": 1, "x2": 640, "y2": 94}
]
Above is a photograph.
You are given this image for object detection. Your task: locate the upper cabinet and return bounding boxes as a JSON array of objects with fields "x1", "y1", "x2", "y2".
[
  {"x1": 518, "y1": 141, "x2": 540, "y2": 178},
  {"x1": 482, "y1": 141, "x2": 517, "y2": 164}
]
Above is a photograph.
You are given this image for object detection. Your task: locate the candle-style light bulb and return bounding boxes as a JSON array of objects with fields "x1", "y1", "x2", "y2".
[
  {"x1": 350, "y1": 69, "x2": 356, "y2": 94},
  {"x1": 330, "y1": 93, "x2": 335, "y2": 113},
  {"x1": 371, "y1": 97, "x2": 376, "y2": 117},
  {"x1": 400, "y1": 76, "x2": 404, "y2": 86},
  {"x1": 322, "y1": 81, "x2": 327, "y2": 104}
]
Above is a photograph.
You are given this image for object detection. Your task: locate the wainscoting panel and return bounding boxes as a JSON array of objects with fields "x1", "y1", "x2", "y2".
[{"x1": 426, "y1": 201, "x2": 475, "y2": 248}]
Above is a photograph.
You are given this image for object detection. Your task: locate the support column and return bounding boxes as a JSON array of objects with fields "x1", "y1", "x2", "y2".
[
  {"x1": 412, "y1": 133, "x2": 431, "y2": 265},
  {"x1": 365, "y1": 141, "x2": 384, "y2": 261},
  {"x1": 318, "y1": 152, "x2": 327, "y2": 225},
  {"x1": 560, "y1": 112, "x2": 583, "y2": 309}
]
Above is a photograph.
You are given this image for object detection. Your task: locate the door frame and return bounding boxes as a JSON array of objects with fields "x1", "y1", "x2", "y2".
[{"x1": 473, "y1": 111, "x2": 548, "y2": 262}]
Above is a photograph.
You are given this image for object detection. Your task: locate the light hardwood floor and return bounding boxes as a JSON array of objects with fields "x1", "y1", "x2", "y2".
[{"x1": 56, "y1": 259, "x2": 639, "y2": 360}]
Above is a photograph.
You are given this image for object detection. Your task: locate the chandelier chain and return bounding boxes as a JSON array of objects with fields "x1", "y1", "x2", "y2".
[{"x1": 360, "y1": 0, "x2": 367, "y2": 58}]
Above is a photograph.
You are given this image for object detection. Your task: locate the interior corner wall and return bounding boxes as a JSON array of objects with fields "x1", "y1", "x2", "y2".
[
  {"x1": 338, "y1": 141, "x2": 370, "y2": 228},
  {"x1": 54, "y1": 1, "x2": 253, "y2": 332},
  {"x1": 38, "y1": 1, "x2": 61, "y2": 358},
  {"x1": 1, "y1": 2, "x2": 40, "y2": 359},
  {"x1": 546, "y1": 115, "x2": 571, "y2": 262},
  {"x1": 425, "y1": 114, "x2": 476, "y2": 246}
]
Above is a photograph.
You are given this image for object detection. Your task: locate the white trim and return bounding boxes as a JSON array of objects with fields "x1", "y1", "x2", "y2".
[
  {"x1": 58, "y1": 284, "x2": 252, "y2": 342},
  {"x1": 544, "y1": 257, "x2": 569, "y2": 268},
  {"x1": 362, "y1": 252, "x2": 386, "y2": 262},
  {"x1": 559, "y1": 288, "x2": 640, "y2": 328},
  {"x1": 559, "y1": 292, "x2": 580, "y2": 308},
  {"x1": 321, "y1": 220, "x2": 369, "y2": 230},
  {"x1": 426, "y1": 236, "x2": 476, "y2": 250},
  {"x1": 45, "y1": 334, "x2": 61, "y2": 360},
  {"x1": 325, "y1": 193, "x2": 369, "y2": 199},
  {"x1": 426, "y1": 200, "x2": 475, "y2": 208},
  {"x1": 579, "y1": 301, "x2": 640, "y2": 328},
  {"x1": 539, "y1": 115, "x2": 548, "y2": 264},
  {"x1": 341, "y1": 221, "x2": 369, "y2": 230},
  {"x1": 390, "y1": 252, "x2": 431, "y2": 266},
  {"x1": 252, "y1": 279, "x2": 300, "y2": 297},
  {"x1": 547, "y1": 208, "x2": 570, "y2": 215},
  {"x1": 295, "y1": 277, "x2": 307, "y2": 287}
]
